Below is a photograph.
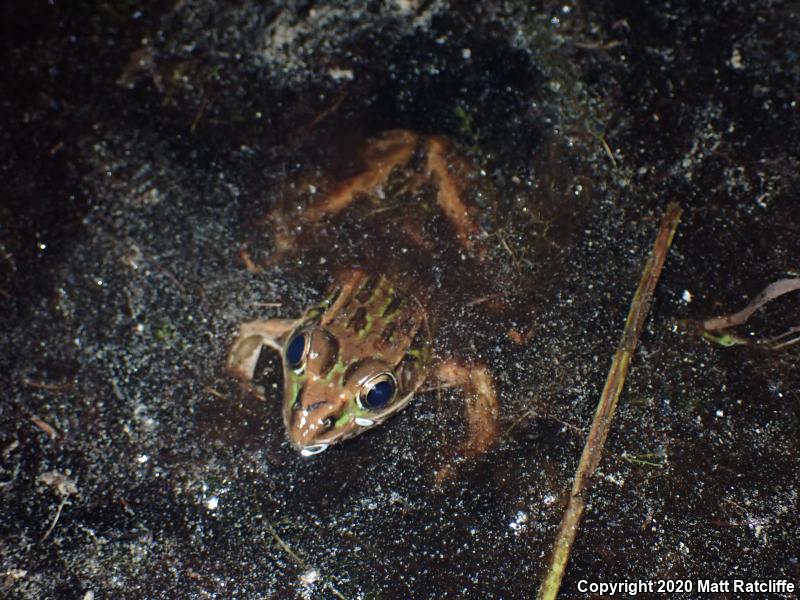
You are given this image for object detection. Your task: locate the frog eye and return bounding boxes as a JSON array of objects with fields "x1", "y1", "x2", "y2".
[
  {"x1": 357, "y1": 372, "x2": 397, "y2": 410},
  {"x1": 285, "y1": 331, "x2": 309, "y2": 371}
]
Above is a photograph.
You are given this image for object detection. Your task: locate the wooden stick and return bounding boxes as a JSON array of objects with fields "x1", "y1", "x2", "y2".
[{"x1": 536, "y1": 203, "x2": 682, "y2": 600}]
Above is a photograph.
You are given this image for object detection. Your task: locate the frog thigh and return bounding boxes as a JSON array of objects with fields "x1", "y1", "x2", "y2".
[
  {"x1": 435, "y1": 361, "x2": 500, "y2": 457},
  {"x1": 227, "y1": 318, "x2": 299, "y2": 380}
]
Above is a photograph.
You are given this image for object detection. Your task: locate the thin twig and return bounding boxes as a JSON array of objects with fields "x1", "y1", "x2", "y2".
[
  {"x1": 599, "y1": 135, "x2": 617, "y2": 168},
  {"x1": 537, "y1": 202, "x2": 682, "y2": 600},
  {"x1": 498, "y1": 232, "x2": 522, "y2": 272},
  {"x1": 266, "y1": 523, "x2": 347, "y2": 600},
  {"x1": 40, "y1": 498, "x2": 68, "y2": 542},
  {"x1": 24, "y1": 380, "x2": 73, "y2": 392},
  {"x1": 203, "y1": 387, "x2": 228, "y2": 401},
  {"x1": 575, "y1": 39, "x2": 623, "y2": 50},
  {"x1": 703, "y1": 278, "x2": 800, "y2": 331},
  {"x1": 30, "y1": 416, "x2": 59, "y2": 440}
]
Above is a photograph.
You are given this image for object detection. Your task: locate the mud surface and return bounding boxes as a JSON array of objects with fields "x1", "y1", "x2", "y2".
[{"x1": 2, "y1": 1, "x2": 798, "y2": 598}]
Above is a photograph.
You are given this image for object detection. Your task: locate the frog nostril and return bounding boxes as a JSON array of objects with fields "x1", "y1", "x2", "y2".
[{"x1": 299, "y1": 402, "x2": 340, "y2": 433}]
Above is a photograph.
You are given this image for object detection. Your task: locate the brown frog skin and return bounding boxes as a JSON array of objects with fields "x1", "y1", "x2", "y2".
[{"x1": 227, "y1": 130, "x2": 500, "y2": 471}]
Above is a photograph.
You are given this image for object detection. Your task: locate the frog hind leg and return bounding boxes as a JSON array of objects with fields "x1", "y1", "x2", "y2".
[
  {"x1": 425, "y1": 137, "x2": 480, "y2": 251},
  {"x1": 227, "y1": 318, "x2": 299, "y2": 380},
  {"x1": 433, "y1": 361, "x2": 500, "y2": 483},
  {"x1": 304, "y1": 130, "x2": 419, "y2": 224}
]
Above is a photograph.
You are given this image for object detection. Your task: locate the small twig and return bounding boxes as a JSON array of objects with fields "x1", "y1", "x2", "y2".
[
  {"x1": 190, "y1": 92, "x2": 210, "y2": 133},
  {"x1": 598, "y1": 135, "x2": 617, "y2": 168},
  {"x1": 497, "y1": 232, "x2": 522, "y2": 273},
  {"x1": 155, "y1": 266, "x2": 187, "y2": 293},
  {"x1": 266, "y1": 524, "x2": 347, "y2": 600},
  {"x1": 620, "y1": 452, "x2": 664, "y2": 468},
  {"x1": 24, "y1": 380, "x2": 73, "y2": 392},
  {"x1": 203, "y1": 387, "x2": 228, "y2": 401},
  {"x1": 537, "y1": 202, "x2": 682, "y2": 600},
  {"x1": 467, "y1": 292, "x2": 505, "y2": 306},
  {"x1": 267, "y1": 523, "x2": 308, "y2": 568},
  {"x1": 703, "y1": 278, "x2": 800, "y2": 331},
  {"x1": 301, "y1": 87, "x2": 348, "y2": 135},
  {"x1": 30, "y1": 416, "x2": 59, "y2": 440},
  {"x1": 575, "y1": 39, "x2": 623, "y2": 50},
  {"x1": 764, "y1": 325, "x2": 800, "y2": 350},
  {"x1": 40, "y1": 498, "x2": 68, "y2": 542},
  {"x1": 501, "y1": 407, "x2": 584, "y2": 442},
  {"x1": 38, "y1": 471, "x2": 79, "y2": 543},
  {"x1": 238, "y1": 247, "x2": 265, "y2": 274}
]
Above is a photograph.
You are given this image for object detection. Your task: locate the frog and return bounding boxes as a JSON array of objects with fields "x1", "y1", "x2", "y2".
[{"x1": 227, "y1": 129, "x2": 500, "y2": 471}]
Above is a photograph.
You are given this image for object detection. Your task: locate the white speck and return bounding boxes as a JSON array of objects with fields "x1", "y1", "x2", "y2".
[
  {"x1": 83, "y1": 592, "x2": 95, "y2": 600},
  {"x1": 730, "y1": 47, "x2": 744, "y2": 69},
  {"x1": 206, "y1": 496, "x2": 219, "y2": 510},
  {"x1": 462, "y1": 48, "x2": 471, "y2": 59},
  {"x1": 37, "y1": 242, "x2": 47, "y2": 251},
  {"x1": 715, "y1": 409, "x2": 724, "y2": 417},
  {"x1": 299, "y1": 568, "x2": 320, "y2": 586},
  {"x1": 681, "y1": 289, "x2": 693, "y2": 303},
  {"x1": 509, "y1": 511, "x2": 529, "y2": 534},
  {"x1": 328, "y1": 68, "x2": 354, "y2": 81},
  {"x1": 355, "y1": 417, "x2": 374, "y2": 427},
  {"x1": 136, "y1": 454, "x2": 149, "y2": 464},
  {"x1": 95, "y1": 278, "x2": 104, "y2": 287},
  {"x1": 308, "y1": 184, "x2": 317, "y2": 194},
  {"x1": 542, "y1": 493, "x2": 557, "y2": 506}
]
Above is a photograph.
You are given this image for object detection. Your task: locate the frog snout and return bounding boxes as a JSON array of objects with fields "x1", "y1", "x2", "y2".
[{"x1": 289, "y1": 400, "x2": 340, "y2": 446}]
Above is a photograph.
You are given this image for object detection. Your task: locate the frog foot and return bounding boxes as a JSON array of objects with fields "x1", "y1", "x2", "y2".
[{"x1": 227, "y1": 318, "x2": 298, "y2": 380}]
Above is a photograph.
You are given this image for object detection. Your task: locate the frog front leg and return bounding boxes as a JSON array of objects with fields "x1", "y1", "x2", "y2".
[
  {"x1": 227, "y1": 318, "x2": 299, "y2": 380},
  {"x1": 434, "y1": 361, "x2": 500, "y2": 483}
]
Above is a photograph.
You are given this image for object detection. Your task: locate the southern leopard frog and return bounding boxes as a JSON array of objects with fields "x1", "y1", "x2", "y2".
[{"x1": 227, "y1": 130, "x2": 500, "y2": 466}]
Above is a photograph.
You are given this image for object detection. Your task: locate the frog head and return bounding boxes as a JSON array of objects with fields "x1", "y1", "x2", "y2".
[{"x1": 279, "y1": 323, "x2": 422, "y2": 455}]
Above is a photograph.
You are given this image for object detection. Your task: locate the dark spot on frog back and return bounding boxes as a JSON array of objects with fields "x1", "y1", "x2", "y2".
[
  {"x1": 382, "y1": 295, "x2": 404, "y2": 318},
  {"x1": 348, "y1": 306, "x2": 368, "y2": 333},
  {"x1": 356, "y1": 276, "x2": 379, "y2": 303}
]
